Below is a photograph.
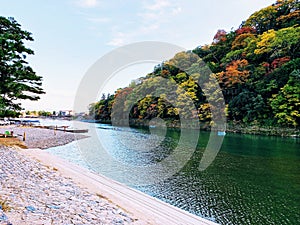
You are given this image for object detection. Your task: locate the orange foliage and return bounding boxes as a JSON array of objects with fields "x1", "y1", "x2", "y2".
[
  {"x1": 231, "y1": 33, "x2": 255, "y2": 50},
  {"x1": 218, "y1": 59, "x2": 250, "y2": 87},
  {"x1": 276, "y1": 10, "x2": 300, "y2": 24},
  {"x1": 161, "y1": 69, "x2": 170, "y2": 77}
]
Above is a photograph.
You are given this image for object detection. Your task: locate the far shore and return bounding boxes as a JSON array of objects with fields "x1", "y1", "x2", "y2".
[{"x1": 93, "y1": 119, "x2": 300, "y2": 138}]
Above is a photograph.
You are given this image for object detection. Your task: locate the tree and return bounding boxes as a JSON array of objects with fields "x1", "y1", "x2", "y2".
[
  {"x1": 254, "y1": 27, "x2": 300, "y2": 58},
  {"x1": 137, "y1": 95, "x2": 158, "y2": 119},
  {"x1": 229, "y1": 90, "x2": 267, "y2": 123},
  {"x1": 218, "y1": 59, "x2": 250, "y2": 88},
  {"x1": 245, "y1": 5, "x2": 277, "y2": 34},
  {"x1": 254, "y1": 29, "x2": 277, "y2": 55},
  {"x1": 270, "y1": 69, "x2": 300, "y2": 127},
  {"x1": 200, "y1": 73, "x2": 226, "y2": 125},
  {"x1": 0, "y1": 17, "x2": 44, "y2": 116},
  {"x1": 213, "y1": 29, "x2": 227, "y2": 44},
  {"x1": 275, "y1": 0, "x2": 300, "y2": 28},
  {"x1": 89, "y1": 93, "x2": 114, "y2": 121},
  {"x1": 231, "y1": 33, "x2": 256, "y2": 50},
  {"x1": 168, "y1": 51, "x2": 199, "y2": 72},
  {"x1": 90, "y1": 0, "x2": 300, "y2": 129},
  {"x1": 175, "y1": 77, "x2": 199, "y2": 119},
  {"x1": 111, "y1": 87, "x2": 132, "y2": 123}
]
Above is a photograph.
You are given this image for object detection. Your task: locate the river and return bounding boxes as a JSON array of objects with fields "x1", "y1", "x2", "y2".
[{"x1": 45, "y1": 120, "x2": 300, "y2": 224}]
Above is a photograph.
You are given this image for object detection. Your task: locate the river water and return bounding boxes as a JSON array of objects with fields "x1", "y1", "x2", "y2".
[{"x1": 45, "y1": 120, "x2": 300, "y2": 224}]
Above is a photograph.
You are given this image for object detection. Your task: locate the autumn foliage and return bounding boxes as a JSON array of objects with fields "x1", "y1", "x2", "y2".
[
  {"x1": 218, "y1": 60, "x2": 250, "y2": 87},
  {"x1": 91, "y1": 0, "x2": 300, "y2": 128},
  {"x1": 213, "y1": 29, "x2": 227, "y2": 44}
]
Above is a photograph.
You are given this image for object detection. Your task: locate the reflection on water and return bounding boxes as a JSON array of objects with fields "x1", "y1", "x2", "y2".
[{"x1": 47, "y1": 121, "x2": 300, "y2": 224}]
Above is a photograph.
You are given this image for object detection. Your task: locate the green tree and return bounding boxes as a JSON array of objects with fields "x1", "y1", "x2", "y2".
[
  {"x1": 275, "y1": 0, "x2": 300, "y2": 28},
  {"x1": 270, "y1": 69, "x2": 300, "y2": 127},
  {"x1": 229, "y1": 90, "x2": 267, "y2": 123},
  {"x1": 137, "y1": 95, "x2": 158, "y2": 119},
  {"x1": 254, "y1": 27, "x2": 300, "y2": 58},
  {"x1": 0, "y1": 17, "x2": 44, "y2": 116},
  {"x1": 175, "y1": 77, "x2": 199, "y2": 119},
  {"x1": 245, "y1": 5, "x2": 278, "y2": 34},
  {"x1": 90, "y1": 0, "x2": 300, "y2": 130}
]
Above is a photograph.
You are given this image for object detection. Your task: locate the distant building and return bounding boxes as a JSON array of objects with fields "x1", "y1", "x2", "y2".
[{"x1": 58, "y1": 110, "x2": 74, "y2": 117}]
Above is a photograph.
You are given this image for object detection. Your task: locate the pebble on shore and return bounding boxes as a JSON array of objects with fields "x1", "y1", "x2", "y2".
[
  {"x1": 0, "y1": 126, "x2": 88, "y2": 149},
  {"x1": 0, "y1": 126, "x2": 148, "y2": 225}
]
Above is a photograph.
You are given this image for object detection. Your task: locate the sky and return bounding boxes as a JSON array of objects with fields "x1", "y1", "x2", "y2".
[{"x1": 1, "y1": 0, "x2": 276, "y2": 112}]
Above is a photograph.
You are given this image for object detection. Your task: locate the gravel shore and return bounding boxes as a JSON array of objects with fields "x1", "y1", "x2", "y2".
[
  {"x1": 0, "y1": 126, "x2": 88, "y2": 149},
  {"x1": 0, "y1": 126, "x2": 148, "y2": 224}
]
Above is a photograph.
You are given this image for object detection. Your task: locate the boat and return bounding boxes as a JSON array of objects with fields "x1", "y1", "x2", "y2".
[
  {"x1": 57, "y1": 128, "x2": 89, "y2": 133},
  {"x1": 10, "y1": 119, "x2": 40, "y2": 124},
  {"x1": 217, "y1": 131, "x2": 226, "y2": 136}
]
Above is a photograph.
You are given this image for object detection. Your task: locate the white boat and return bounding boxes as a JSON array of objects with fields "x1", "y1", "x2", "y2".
[{"x1": 217, "y1": 131, "x2": 226, "y2": 136}]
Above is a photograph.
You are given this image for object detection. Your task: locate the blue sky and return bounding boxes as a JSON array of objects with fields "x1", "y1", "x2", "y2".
[{"x1": 1, "y1": 0, "x2": 275, "y2": 112}]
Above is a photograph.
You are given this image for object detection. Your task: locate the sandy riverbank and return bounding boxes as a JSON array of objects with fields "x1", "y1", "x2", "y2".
[
  {"x1": 0, "y1": 126, "x2": 145, "y2": 224},
  {"x1": 0, "y1": 126, "x2": 217, "y2": 225},
  {"x1": 0, "y1": 125, "x2": 88, "y2": 149},
  {"x1": 0, "y1": 146, "x2": 147, "y2": 225}
]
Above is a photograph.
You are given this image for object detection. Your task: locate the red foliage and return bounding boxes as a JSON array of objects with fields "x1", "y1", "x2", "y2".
[
  {"x1": 236, "y1": 26, "x2": 257, "y2": 35},
  {"x1": 262, "y1": 62, "x2": 270, "y2": 68},
  {"x1": 261, "y1": 62, "x2": 271, "y2": 74},
  {"x1": 261, "y1": 57, "x2": 290, "y2": 75},
  {"x1": 213, "y1": 29, "x2": 227, "y2": 44},
  {"x1": 271, "y1": 57, "x2": 291, "y2": 69}
]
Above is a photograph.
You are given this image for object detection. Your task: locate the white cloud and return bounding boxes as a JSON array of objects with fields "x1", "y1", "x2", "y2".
[
  {"x1": 139, "y1": 0, "x2": 181, "y2": 23},
  {"x1": 107, "y1": 38, "x2": 125, "y2": 46},
  {"x1": 144, "y1": 0, "x2": 171, "y2": 11},
  {"x1": 107, "y1": 0, "x2": 182, "y2": 47},
  {"x1": 76, "y1": 0, "x2": 99, "y2": 8}
]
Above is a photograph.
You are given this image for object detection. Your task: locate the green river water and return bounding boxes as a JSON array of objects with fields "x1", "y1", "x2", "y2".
[{"x1": 47, "y1": 122, "x2": 300, "y2": 224}]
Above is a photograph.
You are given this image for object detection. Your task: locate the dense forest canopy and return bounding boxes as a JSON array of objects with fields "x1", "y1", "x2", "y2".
[{"x1": 90, "y1": 0, "x2": 300, "y2": 128}]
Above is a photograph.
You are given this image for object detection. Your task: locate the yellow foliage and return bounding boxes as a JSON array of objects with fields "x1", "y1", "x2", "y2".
[{"x1": 254, "y1": 29, "x2": 276, "y2": 54}]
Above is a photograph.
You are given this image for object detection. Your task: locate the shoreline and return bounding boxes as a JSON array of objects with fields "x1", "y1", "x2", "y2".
[
  {"x1": 93, "y1": 119, "x2": 300, "y2": 138},
  {"x1": 225, "y1": 123, "x2": 300, "y2": 137},
  {"x1": 0, "y1": 125, "x2": 88, "y2": 149},
  {"x1": 0, "y1": 146, "x2": 146, "y2": 225},
  {"x1": 23, "y1": 148, "x2": 217, "y2": 225},
  {"x1": 0, "y1": 127, "x2": 217, "y2": 224}
]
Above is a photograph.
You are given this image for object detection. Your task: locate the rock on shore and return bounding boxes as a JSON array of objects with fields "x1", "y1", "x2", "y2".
[
  {"x1": 0, "y1": 126, "x2": 88, "y2": 149},
  {"x1": 0, "y1": 146, "x2": 147, "y2": 225},
  {"x1": 0, "y1": 126, "x2": 149, "y2": 224}
]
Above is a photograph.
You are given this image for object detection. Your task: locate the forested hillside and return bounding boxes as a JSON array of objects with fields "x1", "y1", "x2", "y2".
[{"x1": 90, "y1": 0, "x2": 300, "y2": 129}]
